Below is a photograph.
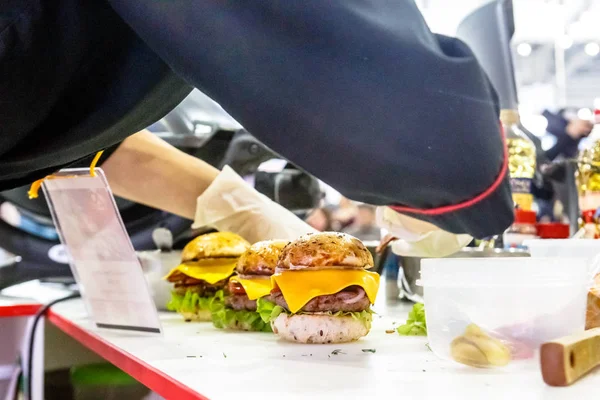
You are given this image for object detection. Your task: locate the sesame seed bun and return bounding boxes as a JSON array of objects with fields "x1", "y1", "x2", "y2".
[
  {"x1": 277, "y1": 232, "x2": 373, "y2": 272},
  {"x1": 181, "y1": 232, "x2": 250, "y2": 262},
  {"x1": 236, "y1": 240, "x2": 288, "y2": 276}
]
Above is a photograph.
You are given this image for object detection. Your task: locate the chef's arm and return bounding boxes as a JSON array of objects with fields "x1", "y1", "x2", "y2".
[
  {"x1": 102, "y1": 130, "x2": 218, "y2": 219},
  {"x1": 100, "y1": 130, "x2": 443, "y2": 232},
  {"x1": 101, "y1": 130, "x2": 438, "y2": 232},
  {"x1": 101, "y1": 130, "x2": 317, "y2": 242},
  {"x1": 101, "y1": 131, "x2": 468, "y2": 252},
  {"x1": 108, "y1": 0, "x2": 514, "y2": 239}
]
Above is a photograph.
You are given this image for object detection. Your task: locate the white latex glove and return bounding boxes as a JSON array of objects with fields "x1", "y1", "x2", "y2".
[
  {"x1": 193, "y1": 166, "x2": 317, "y2": 243},
  {"x1": 376, "y1": 206, "x2": 472, "y2": 258}
]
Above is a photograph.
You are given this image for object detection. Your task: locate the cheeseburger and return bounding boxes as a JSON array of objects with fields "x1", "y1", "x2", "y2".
[
  {"x1": 211, "y1": 240, "x2": 287, "y2": 331},
  {"x1": 165, "y1": 232, "x2": 250, "y2": 321},
  {"x1": 257, "y1": 232, "x2": 380, "y2": 343}
]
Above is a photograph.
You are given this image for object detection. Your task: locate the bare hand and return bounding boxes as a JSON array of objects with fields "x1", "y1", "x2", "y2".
[{"x1": 566, "y1": 119, "x2": 594, "y2": 139}]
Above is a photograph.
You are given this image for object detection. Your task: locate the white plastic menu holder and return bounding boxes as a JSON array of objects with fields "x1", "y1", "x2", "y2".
[{"x1": 42, "y1": 168, "x2": 162, "y2": 334}]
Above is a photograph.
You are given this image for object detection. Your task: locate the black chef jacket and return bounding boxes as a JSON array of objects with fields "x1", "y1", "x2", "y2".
[{"x1": 0, "y1": 0, "x2": 514, "y2": 239}]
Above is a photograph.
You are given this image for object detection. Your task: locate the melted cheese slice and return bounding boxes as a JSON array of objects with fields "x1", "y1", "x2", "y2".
[
  {"x1": 230, "y1": 277, "x2": 272, "y2": 300},
  {"x1": 271, "y1": 270, "x2": 380, "y2": 313},
  {"x1": 164, "y1": 258, "x2": 238, "y2": 285}
]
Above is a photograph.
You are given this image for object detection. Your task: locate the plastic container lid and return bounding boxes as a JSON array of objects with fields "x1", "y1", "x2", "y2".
[
  {"x1": 524, "y1": 239, "x2": 600, "y2": 260},
  {"x1": 420, "y1": 257, "x2": 591, "y2": 287},
  {"x1": 536, "y1": 223, "x2": 570, "y2": 239},
  {"x1": 514, "y1": 209, "x2": 536, "y2": 224}
]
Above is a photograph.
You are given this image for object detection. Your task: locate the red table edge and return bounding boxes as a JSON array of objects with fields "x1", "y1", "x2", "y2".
[
  {"x1": 0, "y1": 304, "x2": 42, "y2": 317},
  {"x1": 46, "y1": 310, "x2": 209, "y2": 400}
]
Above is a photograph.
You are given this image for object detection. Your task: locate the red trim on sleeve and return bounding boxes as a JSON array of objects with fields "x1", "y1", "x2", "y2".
[
  {"x1": 47, "y1": 310, "x2": 210, "y2": 400},
  {"x1": 389, "y1": 122, "x2": 508, "y2": 216}
]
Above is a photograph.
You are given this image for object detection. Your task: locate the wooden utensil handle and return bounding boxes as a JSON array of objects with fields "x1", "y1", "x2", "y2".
[{"x1": 541, "y1": 327, "x2": 600, "y2": 386}]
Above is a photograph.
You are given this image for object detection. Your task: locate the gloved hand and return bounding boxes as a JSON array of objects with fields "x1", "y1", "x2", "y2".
[
  {"x1": 376, "y1": 206, "x2": 472, "y2": 258},
  {"x1": 193, "y1": 166, "x2": 317, "y2": 243}
]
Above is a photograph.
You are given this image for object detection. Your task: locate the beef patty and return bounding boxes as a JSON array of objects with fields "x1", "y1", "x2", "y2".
[
  {"x1": 225, "y1": 294, "x2": 258, "y2": 311},
  {"x1": 271, "y1": 286, "x2": 370, "y2": 313}
]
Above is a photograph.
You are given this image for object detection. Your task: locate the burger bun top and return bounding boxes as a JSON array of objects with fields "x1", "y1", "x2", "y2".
[
  {"x1": 236, "y1": 240, "x2": 288, "y2": 276},
  {"x1": 182, "y1": 232, "x2": 250, "y2": 262},
  {"x1": 277, "y1": 232, "x2": 373, "y2": 272}
]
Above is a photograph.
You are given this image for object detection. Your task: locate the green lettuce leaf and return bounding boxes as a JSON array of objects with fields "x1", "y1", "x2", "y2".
[
  {"x1": 256, "y1": 298, "x2": 372, "y2": 329},
  {"x1": 256, "y1": 297, "x2": 285, "y2": 323},
  {"x1": 166, "y1": 290, "x2": 224, "y2": 314},
  {"x1": 210, "y1": 295, "x2": 272, "y2": 332},
  {"x1": 397, "y1": 303, "x2": 427, "y2": 336}
]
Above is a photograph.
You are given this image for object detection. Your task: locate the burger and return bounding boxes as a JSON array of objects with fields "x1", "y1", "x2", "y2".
[
  {"x1": 165, "y1": 232, "x2": 250, "y2": 321},
  {"x1": 211, "y1": 240, "x2": 287, "y2": 331},
  {"x1": 257, "y1": 232, "x2": 380, "y2": 343}
]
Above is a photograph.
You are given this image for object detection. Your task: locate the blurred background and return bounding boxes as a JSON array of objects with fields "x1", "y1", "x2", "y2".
[{"x1": 420, "y1": 0, "x2": 600, "y2": 148}]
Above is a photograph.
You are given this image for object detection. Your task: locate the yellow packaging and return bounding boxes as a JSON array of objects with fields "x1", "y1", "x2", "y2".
[
  {"x1": 576, "y1": 140, "x2": 600, "y2": 238},
  {"x1": 501, "y1": 110, "x2": 536, "y2": 210}
]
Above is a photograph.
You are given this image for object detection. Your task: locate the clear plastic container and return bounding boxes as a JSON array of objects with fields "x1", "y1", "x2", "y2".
[
  {"x1": 137, "y1": 250, "x2": 182, "y2": 311},
  {"x1": 420, "y1": 257, "x2": 591, "y2": 367},
  {"x1": 524, "y1": 239, "x2": 600, "y2": 259}
]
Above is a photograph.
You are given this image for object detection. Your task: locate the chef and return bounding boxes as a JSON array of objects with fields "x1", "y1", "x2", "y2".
[{"x1": 1, "y1": 1, "x2": 513, "y2": 256}]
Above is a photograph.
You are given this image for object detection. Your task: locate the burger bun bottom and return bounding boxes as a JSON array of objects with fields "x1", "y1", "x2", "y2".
[
  {"x1": 181, "y1": 310, "x2": 212, "y2": 322},
  {"x1": 220, "y1": 319, "x2": 264, "y2": 332},
  {"x1": 271, "y1": 313, "x2": 371, "y2": 344}
]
